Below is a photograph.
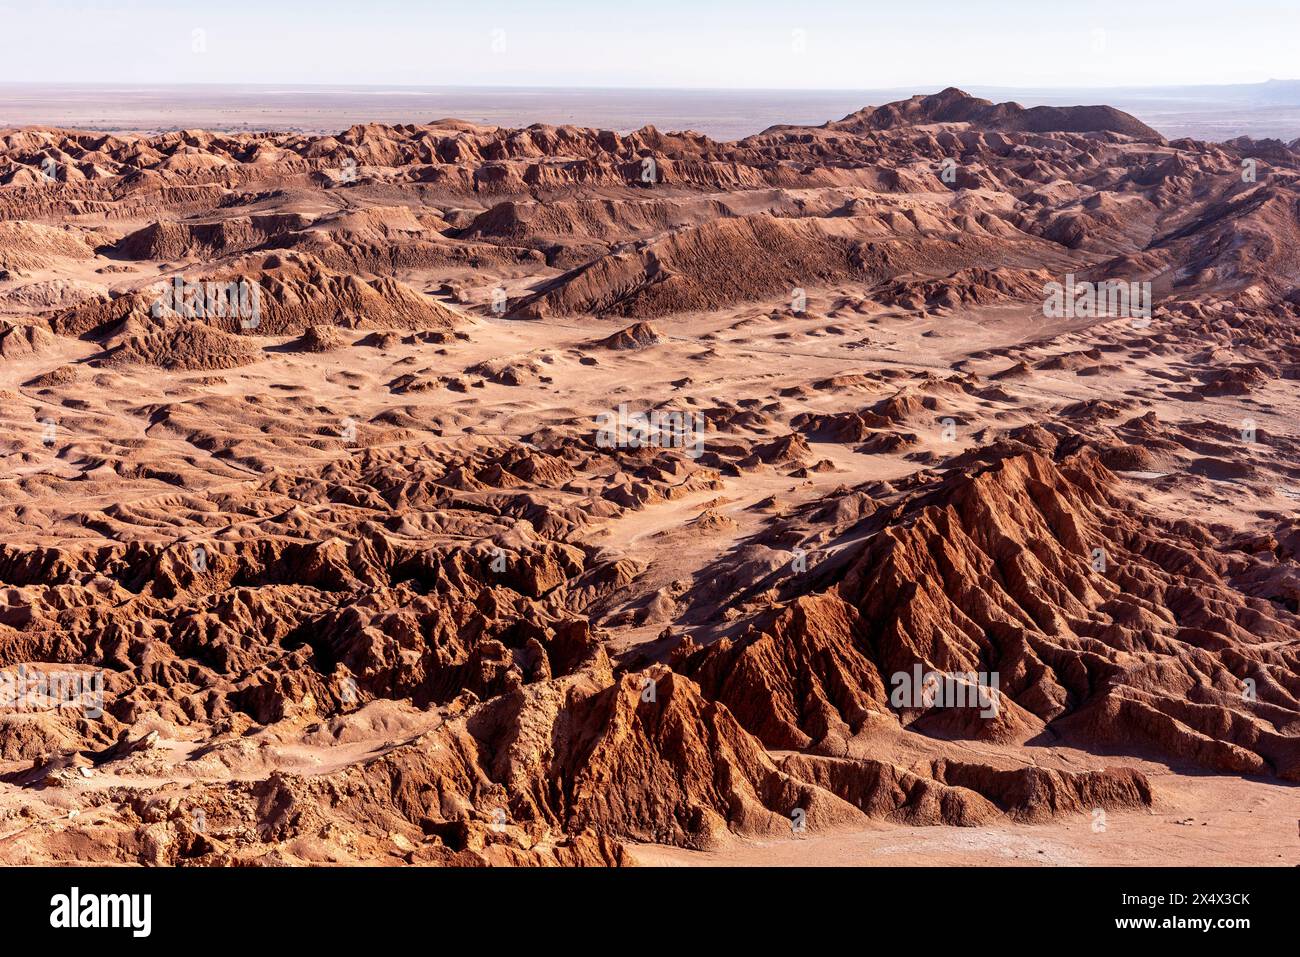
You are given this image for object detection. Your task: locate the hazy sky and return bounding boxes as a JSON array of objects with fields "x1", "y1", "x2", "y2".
[{"x1": 0, "y1": 0, "x2": 1295, "y2": 89}]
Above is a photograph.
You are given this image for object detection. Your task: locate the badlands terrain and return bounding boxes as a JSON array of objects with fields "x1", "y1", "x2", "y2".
[{"x1": 0, "y1": 88, "x2": 1298, "y2": 866}]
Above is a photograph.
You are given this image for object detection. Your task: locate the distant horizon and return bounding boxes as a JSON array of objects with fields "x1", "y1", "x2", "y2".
[
  {"x1": 3, "y1": 79, "x2": 1300, "y2": 94},
  {"x1": 7, "y1": 79, "x2": 1300, "y2": 145},
  {"x1": 5, "y1": 78, "x2": 1300, "y2": 144}
]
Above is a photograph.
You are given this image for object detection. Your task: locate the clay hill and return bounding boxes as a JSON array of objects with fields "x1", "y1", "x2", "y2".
[
  {"x1": 0, "y1": 89, "x2": 1298, "y2": 867},
  {"x1": 825, "y1": 87, "x2": 1166, "y2": 141}
]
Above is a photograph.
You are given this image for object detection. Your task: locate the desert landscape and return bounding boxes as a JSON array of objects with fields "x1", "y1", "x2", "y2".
[{"x1": 0, "y1": 86, "x2": 1297, "y2": 867}]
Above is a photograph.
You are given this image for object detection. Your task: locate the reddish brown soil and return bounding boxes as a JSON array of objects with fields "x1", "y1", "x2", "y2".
[{"x1": 1, "y1": 90, "x2": 1298, "y2": 866}]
